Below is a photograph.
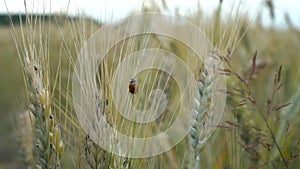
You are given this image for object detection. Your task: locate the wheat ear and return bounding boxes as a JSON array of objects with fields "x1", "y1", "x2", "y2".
[{"x1": 189, "y1": 66, "x2": 213, "y2": 169}]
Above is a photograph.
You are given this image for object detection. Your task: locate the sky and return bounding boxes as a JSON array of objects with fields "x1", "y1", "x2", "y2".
[{"x1": 1, "y1": 0, "x2": 300, "y2": 28}]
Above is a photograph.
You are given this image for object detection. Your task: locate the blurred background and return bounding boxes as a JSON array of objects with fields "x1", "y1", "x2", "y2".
[{"x1": 0, "y1": 0, "x2": 300, "y2": 168}]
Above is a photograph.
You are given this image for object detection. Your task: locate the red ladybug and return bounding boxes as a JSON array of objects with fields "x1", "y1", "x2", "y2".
[{"x1": 129, "y1": 79, "x2": 136, "y2": 94}]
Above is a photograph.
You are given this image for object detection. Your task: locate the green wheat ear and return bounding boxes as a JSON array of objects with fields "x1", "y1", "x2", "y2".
[
  {"x1": 17, "y1": 56, "x2": 64, "y2": 168},
  {"x1": 24, "y1": 55, "x2": 64, "y2": 169},
  {"x1": 10, "y1": 13, "x2": 65, "y2": 168},
  {"x1": 189, "y1": 66, "x2": 213, "y2": 169}
]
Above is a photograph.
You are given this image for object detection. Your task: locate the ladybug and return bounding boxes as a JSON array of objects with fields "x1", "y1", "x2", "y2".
[{"x1": 129, "y1": 79, "x2": 137, "y2": 94}]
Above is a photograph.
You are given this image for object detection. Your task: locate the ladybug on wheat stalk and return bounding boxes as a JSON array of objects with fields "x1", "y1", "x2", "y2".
[{"x1": 129, "y1": 79, "x2": 137, "y2": 94}]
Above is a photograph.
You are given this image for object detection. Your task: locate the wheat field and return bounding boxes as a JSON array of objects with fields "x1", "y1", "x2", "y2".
[{"x1": 0, "y1": 1, "x2": 299, "y2": 169}]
